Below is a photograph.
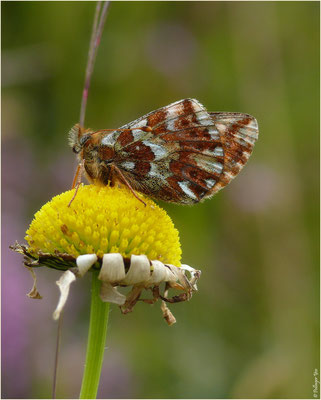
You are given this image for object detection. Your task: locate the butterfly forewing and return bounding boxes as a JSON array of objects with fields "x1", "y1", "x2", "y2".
[{"x1": 91, "y1": 99, "x2": 258, "y2": 204}]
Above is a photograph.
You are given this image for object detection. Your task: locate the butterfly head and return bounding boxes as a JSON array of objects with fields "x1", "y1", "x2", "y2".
[{"x1": 68, "y1": 124, "x2": 93, "y2": 154}]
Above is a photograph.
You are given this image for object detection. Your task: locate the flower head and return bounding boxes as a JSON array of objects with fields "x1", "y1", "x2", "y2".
[
  {"x1": 25, "y1": 184, "x2": 181, "y2": 265},
  {"x1": 11, "y1": 185, "x2": 200, "y2": 325}
]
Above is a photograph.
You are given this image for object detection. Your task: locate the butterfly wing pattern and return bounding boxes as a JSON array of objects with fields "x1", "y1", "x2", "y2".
[{"x1": 92, "y1": 99, "x2": 258, "y2": 205}]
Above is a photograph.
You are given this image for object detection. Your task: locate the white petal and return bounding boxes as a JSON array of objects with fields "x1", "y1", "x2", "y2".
[
  {"x1": 180, "y1": 264, "x2": 195, "y2": 272},
  {"x1": 147, "y1": 260, "x2": 167, "y2": 284},
  {"x1": 53, "y1": 270, "x2": 76, "y2": 320},
  {"x1": 99, "y1": 253, "x2": 126, "y2": 283},
  {"x1": 121, "y1": 255, "x2": 150, "y2": 285},
  {"x1": 151, "y1": 261, "x2": 177, "y2": 283},
  {"x1": 167, "y1": 264, "x2": 191, "y2": 290},
  {"x1": 100, "y1": 282, "x2": 126, "y2": 305},
  {"x1": 26, "y1": 267, "x2": 42, "y2": 299},
  {"x1": 181, "y1": 264, "x2": 201, "y2": 288},
  {"x1": 76, "y1": 254, "x2": 97, "y2": 277}
]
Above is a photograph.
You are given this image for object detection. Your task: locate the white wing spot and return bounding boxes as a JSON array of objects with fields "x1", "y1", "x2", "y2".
[
  {"x1": 120, "y1": 161, "x2": 135, "y2": 170},
  {"x1": 205, "y1": 178, "x2": 216, "y2": 189},
  {"x1": 239, "y1": 127, "x2": 258, "y2": 139},
  {"x1": 189, "y1": 99, "x2": 205, "y2": 112},
  {"x1": 164, "y1": 99, "x2": 204, "y2": 113},
  {"x1": 240, "y1": 150, "x2": 251, "y2": 160},
  {"x1": 212, "y1": 161, "x2": 224, "y2": 174},
  {"x1": 235, "y1": 161, "x2": 244, "y2": 170},
  {"x1": 197, "y1": 111, "x2": 213, "y2": 127},
  {"x1": 132, "y1": 129, "x2": 145, "y2": 141},
  {"x1": 196, "y1": 158, "x2": 223, "y2": 174},
  {"x1": 102, "y1": 133, "x2": 117, "y2": 146},
  {"x1": 178, "y1": 181, "x2": 198, "y2": 200},
  {"x1": 166, "y1": 102, "x2": 184, "y2": 119},
  {"x1": 216, "y1": 123, "x2": 228, "y2": 134},
  {"x1": 130, "y1": 118, "x2": 148, "y2": 129},
  {"x1": 142, "y1": 141, "x2": 167, "y2": 160},
  {"x1": 234, "y1": 136, "x2": 255, "y2": 146},
  {"x1": 208, "y1": 127, "x2": 220, "y2": 140},
  {"x1": 213, "y1": 146, "x2": 224, "y2": 157},
  {"x1": 166, "y1": 118, "x2": 176, "y2": 132},
  {"x1": 164, "y1": 103, "x2": 184, "y2": 132},
  {"x1": 147, "y1": 163, "x2": 163, "y2": 180},
  {"x1": 224, "y1": 171, "x2": 235, "y2": 180}
]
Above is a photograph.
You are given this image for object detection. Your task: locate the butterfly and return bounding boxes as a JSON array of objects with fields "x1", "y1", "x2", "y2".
[{"x1": 68, "y1": 98, "x2": 258, "y2": 206}]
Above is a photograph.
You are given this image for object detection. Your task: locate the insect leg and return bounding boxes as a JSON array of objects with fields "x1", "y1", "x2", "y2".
[
  {"x1": 68, "y1": 160, "x2": 85, "y2": 207},
  {"x1": 71, "y1": 163, "x2": 81, "y2": 189},
  {"x1": 113, "y1": 165, "x2": 147, "y2": 207}
]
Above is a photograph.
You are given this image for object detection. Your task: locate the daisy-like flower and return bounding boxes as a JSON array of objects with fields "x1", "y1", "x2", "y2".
[{"x1": 11, "y1": 184, "x2": 201, "y2": 325}]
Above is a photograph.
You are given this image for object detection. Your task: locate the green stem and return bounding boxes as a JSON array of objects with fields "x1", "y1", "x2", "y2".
[{"x1": 80, "y1": 271, "x2": 110, "y2": 399}]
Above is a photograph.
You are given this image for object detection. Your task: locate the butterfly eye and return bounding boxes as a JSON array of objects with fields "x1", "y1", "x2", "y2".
[
  {"x1": 80, "y1": 134, "x2": 90, "y2": 146},
  {"x1": 72, "y1": 145, "x2": 81, "y2": 154}
]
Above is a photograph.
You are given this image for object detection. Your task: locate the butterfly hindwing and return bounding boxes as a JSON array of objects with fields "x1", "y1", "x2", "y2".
[
  {"x1": 96, "y1": 99, "x2": 258, "y2": 204},
  {"x1": 205, "y1": 112, "x2": 258, "y2": 196}
]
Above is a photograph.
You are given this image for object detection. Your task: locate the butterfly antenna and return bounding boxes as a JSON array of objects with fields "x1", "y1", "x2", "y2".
[
  {"x1": 80, "y1": 2, "x2": 110, "y2": 129},
  {"x1": 97, "y1": 126, "x2": 152, "y2": 133}
]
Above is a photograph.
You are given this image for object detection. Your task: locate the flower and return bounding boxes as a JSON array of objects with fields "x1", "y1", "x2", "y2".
[
  {"x1": 11, "y1": 184, "x2": 201, "y2": 325},
  {"x1": 25, "y1": 184, "x2": 182, "y2": 264}
]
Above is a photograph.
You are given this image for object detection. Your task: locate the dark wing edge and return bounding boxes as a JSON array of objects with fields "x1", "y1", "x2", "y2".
[{"x1": 205, "y1": 112, "x2": 259, "y2": 196}]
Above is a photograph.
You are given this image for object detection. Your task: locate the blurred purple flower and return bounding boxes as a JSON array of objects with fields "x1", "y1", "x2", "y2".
[{"x1": 2, "y1": 216, "x2": 32, "y2": 397}]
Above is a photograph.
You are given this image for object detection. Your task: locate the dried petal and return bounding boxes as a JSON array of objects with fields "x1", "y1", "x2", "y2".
[
  {"x1": 53, "y1": 270, "x2": 76, "y2": 320},
  {"x1": 26, "y1": 267, "x2": 42, "y2": 299},
  {"x1": 100, "y1": 282, "x2": 126, "y2": 305},
  {"x1": 161, "y1": 301, "x2": 176, "y2": 326}
]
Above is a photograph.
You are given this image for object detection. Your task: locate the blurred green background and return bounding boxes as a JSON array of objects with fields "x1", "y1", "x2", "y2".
[{"x1": 2, "y1": 1, "x2": 320, "y2": 399}]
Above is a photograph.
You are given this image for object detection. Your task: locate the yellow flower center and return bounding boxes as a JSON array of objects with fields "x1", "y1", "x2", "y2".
[{"x1": 25, "y1": 184, "x2": 181, "y2": 266}]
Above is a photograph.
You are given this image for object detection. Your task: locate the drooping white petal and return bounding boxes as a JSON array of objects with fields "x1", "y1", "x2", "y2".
[
  {"x1": 100, "y1": 282, "x2": 126, "y2": 305},
  {"x1": 167, "y1": 264, "x2": 191, "y2": 290},
  {"x1": 76, "y1": 254, "x2": 98, "y2": 277},
  {"x1": 98, "y1": 253, "x2": 126, "y2": 283},
  {"x1": 53, "y1": 270, "x2": 76, "y2": 320}
]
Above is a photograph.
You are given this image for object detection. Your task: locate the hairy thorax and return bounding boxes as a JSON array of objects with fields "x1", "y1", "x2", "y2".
[{"x1": 81, "y1": 142, "x2": 116, "y2": 186}]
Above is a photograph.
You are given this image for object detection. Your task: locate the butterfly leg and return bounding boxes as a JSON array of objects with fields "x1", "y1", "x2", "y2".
[
  {"x1": 68, "y1": 160, "x2": 85, "y2": 207},
  {"x1": 113, "y1": 165, "x2": 147, "y2": 207},
  {"x1": 71, "y1": 162, "x2": 82, "y2": 189}
]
